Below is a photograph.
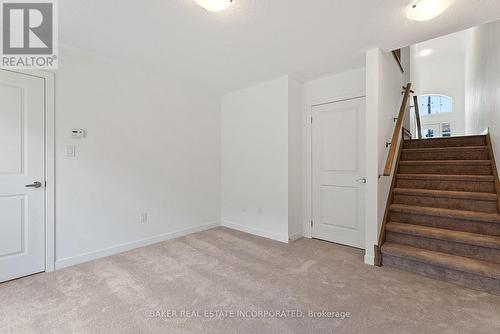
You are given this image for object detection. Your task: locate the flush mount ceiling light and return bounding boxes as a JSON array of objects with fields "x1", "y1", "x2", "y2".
[
  {"x1": 407, "y1": 0, "x2": 455, "y2": 21},
  {"x1": 196, "y1": 0, "x2": 233, "y2": 12}
]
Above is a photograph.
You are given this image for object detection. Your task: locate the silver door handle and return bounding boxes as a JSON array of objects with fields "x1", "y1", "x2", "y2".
[
  {"x1": 356, "y1": 178, "x2": 367, "y2": 184},
  {"x1": 25, "y1": 181, "x2": 42, "y2": 188}
]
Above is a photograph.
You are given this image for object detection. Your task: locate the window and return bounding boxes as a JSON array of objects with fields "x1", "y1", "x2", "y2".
[
  {"x1": 422, "y1": 124, "x2": 440, "y2": 138},
  {"x1": 421, "y1": 123, "x2": 453, "y2": 139},
  {"x1": 441, "y1": 123, "x2": 451, "y2": 137},
  {"x1": 418, "y1": 95, "x2": 452, "y2": 116}
]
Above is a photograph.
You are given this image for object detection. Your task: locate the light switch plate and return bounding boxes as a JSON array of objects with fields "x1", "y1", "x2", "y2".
[{"x1": 65, "y1": 145, "x2": 76, "y2": 157}]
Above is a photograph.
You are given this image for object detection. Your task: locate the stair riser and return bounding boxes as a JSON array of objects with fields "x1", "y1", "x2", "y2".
[
  {"x1": 401, "y1": 150, "x2": 489, "y2": 161},
  {"x1": 386, "y1": 231, "x2": 500, "y2": 264},
  {"x1": 389, "y1": 211, "x2": 500, "y2": 236},
  {"x1": 395, "y1": 178, "x2": 495, "y2": 193},
  {"x1": 393, "y1": 194, "x2": 498, "y2": 213},
  {"x1": 399, "y1": 164, "x2": 492, "y2": 175},
  {"x1": 403, "y1": 137, "x2": 487, "y2": 149},
  {"x1": 382, "y1": 253, "x2": 500, "y2": 295}
]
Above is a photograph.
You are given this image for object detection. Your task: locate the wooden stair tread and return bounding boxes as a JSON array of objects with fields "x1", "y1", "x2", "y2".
[
  {"x1": 390, "y1": 204, "x2": 500, "y2": 224},
  {"x1": 393, "y1": 188, "x2": 498, "y2": 201},
  {"x1": 406, "y1": 135, "x2": 486, "y2": 146},
  {"x1": 404, "y1": 135, "x2": 486, "y2": 144},
  {"x1": 381, "y1": 242, "x2": 500, "y2": 280},
  {"x1": 402, "y1": 146, "x2": 488, "y2": 153},
  {"x1": 396, "y1": 174, "x2": 494, "y2": 182},
  {"x1": 399, "y1": 160, "x2": 491, "y2": 166},
  {"x1": 386, "y1": 222, "x2": 500, "y2": 249}
]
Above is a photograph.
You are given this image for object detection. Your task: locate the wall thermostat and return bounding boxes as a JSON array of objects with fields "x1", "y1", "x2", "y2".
[{"x1": 71, "y1": 129, "x2": 86, "y2": 138}]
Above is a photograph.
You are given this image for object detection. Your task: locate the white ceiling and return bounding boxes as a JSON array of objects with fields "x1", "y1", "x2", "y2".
[{"x1": 59, "y1": 0, "x2": 500, "y2": 94}]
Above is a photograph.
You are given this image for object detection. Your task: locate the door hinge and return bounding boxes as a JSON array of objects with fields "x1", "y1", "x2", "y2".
[
  {"x1": 311, "y1": 220, "x2": 314, "y2": 228},
  {"x1": 310, "y1": 116, "x2": 313, "y2": 124},
  {"x1": 44, "y1": 181, "x2": 47, "y2": 187}
]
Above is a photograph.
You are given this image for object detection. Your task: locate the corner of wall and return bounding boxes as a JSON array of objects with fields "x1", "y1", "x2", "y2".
[
  {"x1": 288, "y1": 77, "x2": 305, "y2": 239},
  {"x1": 364, "y1": 48, "x2": 381, "y2": 264},
  {"x1": 364, "y1": 48, "x2": 404, "y2": 265}
]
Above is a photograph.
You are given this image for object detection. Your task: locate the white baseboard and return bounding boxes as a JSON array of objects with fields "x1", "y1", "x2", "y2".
[
  {"x1": 220, "y1": 221, "x2": 289, "y2": 243},
  {"x1": 55, "y1": 221, "x2": 297, "y2": 270},
  {"x1": 288, "y1": 231, "x2": 304, "y2": 241},
  {"x1": 55, "y1": 222, "x2": 219, "y2": 269},
  {"x1": 364, "y1": 254, "x2": 375, "y2": 266}
]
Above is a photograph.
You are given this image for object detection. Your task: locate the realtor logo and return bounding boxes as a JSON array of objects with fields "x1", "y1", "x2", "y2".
[{"x1": 1, "y1": 0, "x2": 58, "y2": 69}]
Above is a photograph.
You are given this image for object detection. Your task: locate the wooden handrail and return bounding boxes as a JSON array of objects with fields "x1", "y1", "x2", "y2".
[
  {"x1": 375, "y1": 137, "x2": 405, "y2": 266},
  {"x1": 413, "y1": 95, "x2": 422, "y2": 139},
  {"x1": 383, "y1": 83, "x2": 412, "y2": 176}
]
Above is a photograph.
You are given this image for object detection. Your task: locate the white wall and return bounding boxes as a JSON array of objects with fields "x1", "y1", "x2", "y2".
[
  {"x1": 365, "y1": 49, "x2": 405, "y2": 265},
  {"x1": 303, "y1": 69, "x2": 366, "y2": 107},
  {"x1": 55, "y1": 46, "x2": 221, "y2": 268},
  {"x1": 51, "y1": 49, "x2": 373, "y2": 268},
  {"x1": 221, "y1": 76, "x2": 291, "y2": 242},
  {"x1": 222, "y1": 70, "x2": 366, "y2": 244},
  {"x1": 411, "y1": 32, "x2": 466, "y2": 136},
  {"x1": 465, "y1": 20, "x2": 500, "y2": 150}
]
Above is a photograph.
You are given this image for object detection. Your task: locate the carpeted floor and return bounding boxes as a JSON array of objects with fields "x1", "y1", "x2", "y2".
[{"x1": 1, "y1": 227, "x2": 500, "y2": 334}]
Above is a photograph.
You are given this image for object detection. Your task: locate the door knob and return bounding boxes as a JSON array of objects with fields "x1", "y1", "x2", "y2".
[
  {"x1": 25, "y1": 181, "x2": 42, "y2": 188},
  {"x1": 356, "y1": 178, "x2": 367, "y2": 184}
]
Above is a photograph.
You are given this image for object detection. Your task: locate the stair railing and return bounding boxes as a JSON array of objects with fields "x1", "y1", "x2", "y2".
[
  {"x1": 383, "y1": 83, "x2": 417, "y2": 176},
  {"x1": 402, "y1": 126, "x2": 412, "y2": 140},
  {"x1": 375, "y1": 83, "x2": 421, "y2": 265},
  {"x1": 413, "y1": 96, "x2": 422, "y2": 139}
]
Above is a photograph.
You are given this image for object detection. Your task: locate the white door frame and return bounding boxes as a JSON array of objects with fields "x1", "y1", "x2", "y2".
[
  {"x1": 304, "y1": 92, "x2": 366, "y2": 241},
  {"x1": 1, "y1": 69, "x2": 55, "y2": 273}
]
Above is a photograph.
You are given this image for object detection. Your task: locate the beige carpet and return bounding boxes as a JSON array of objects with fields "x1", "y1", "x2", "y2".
[{"x1": 1, "y1": 227, "x2": 500, "y2": 334}]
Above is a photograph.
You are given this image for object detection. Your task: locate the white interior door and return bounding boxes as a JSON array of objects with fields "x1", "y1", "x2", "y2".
[
  {"x1": 312, "y1": 97, "x2": 366, "y2": 249},
  {"x1": 0, "y1": 70, "x2": 45, "y2": 282}
]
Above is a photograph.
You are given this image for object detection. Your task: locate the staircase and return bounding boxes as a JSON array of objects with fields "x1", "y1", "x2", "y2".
[{"x1": 380, "y1": 134, "x2": 500, "y2": 295}]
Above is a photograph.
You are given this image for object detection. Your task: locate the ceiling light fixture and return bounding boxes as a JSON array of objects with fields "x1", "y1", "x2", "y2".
[
  {"x1": 406, "y1": 0, "x2": 455, "y2": 21},
  {"x1": 196, "y1": 0, "x2": 233, "y2": 12}
]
